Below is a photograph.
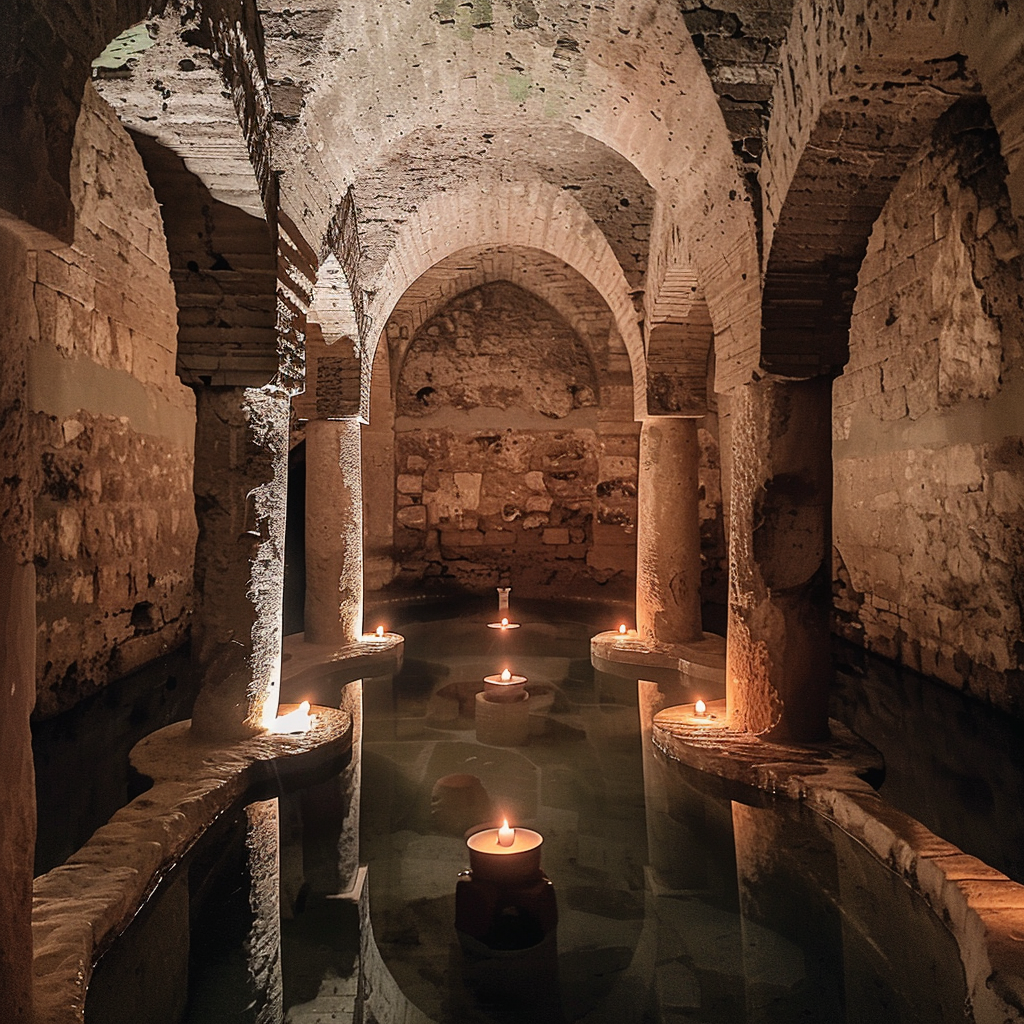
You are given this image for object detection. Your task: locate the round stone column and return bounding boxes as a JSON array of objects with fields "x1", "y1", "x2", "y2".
[
  {"x1": 636, "y1": 417, "x2": 703, "y2": 645},
  {"x1": 726, "y1": 376, "x2": 832, "y2": 741},
  {"x1": 304, "y1": 417, "x2": 363, "y2": 645},
  {"x1": 190, "y1": 385, "x2": 290, "y2": 739}
]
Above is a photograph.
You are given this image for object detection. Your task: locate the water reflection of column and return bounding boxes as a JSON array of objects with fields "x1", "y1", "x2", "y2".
[
  {"x1": 246, "y1": 798, "x2": 284, "y2": 1023},
  {"x1": 731, "y1": 800, "x2": 843, "y2": 1023},
  {"x1": 304, "y1": 417, "x2": 363, "y2": 645},
  {"x1": 642, "y1": 682, "x2": 738, "y2": 893},
  {"x1": 639, "y1": 677, "x2": 698, "y2": 889}
]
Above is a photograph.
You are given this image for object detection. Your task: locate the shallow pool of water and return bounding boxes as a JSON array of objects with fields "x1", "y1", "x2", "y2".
[{"x1": 355, "y1": 601, "x2": 972, "y2": 1024}]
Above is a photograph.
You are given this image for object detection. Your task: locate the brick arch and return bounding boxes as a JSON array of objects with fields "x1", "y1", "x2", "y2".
[
  {"x1": 0, "y1": 0, "x2": 269, "y2": 245},
  {"x1": 759, "y1": 0, "x2": 1024, "y2": 378},
  {"x1": 296, "y1": 253, "x2": 364, "y2": 420},
  {"x1": 385, "y1": 245, "x2": 618, "y2": 384},
  {"x1": 365, "y1": 177, "x2": 648, "y2": 419},
  {"x1": 94, "y1": 9, "x2": 268, "y2": 219},
  {"x1": 271, "y1": 0, "x2": 759, "y2": 389}
]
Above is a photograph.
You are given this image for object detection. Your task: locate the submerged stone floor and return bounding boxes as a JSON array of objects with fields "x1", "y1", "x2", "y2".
[{"x1": 276, "y1": 608, "x2": 985, "y2": 1024}]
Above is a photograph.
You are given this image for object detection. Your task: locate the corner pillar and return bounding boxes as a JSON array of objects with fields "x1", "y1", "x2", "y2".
[
  {"x1": 0, "y1": 547, "x2": 35, "y2": 1024},
  {"x1": 636, "y1": 417, "x2": 703, "y2": 644},
  {"x1": 725, "y1": 377, "x2": 832, "y2": 741},
  {"x1": 190, "y1": 385, "x2": 291, "y2": 739},
  {"x1": 304, "y1": 417, "x2": 363, "y2": 645}
]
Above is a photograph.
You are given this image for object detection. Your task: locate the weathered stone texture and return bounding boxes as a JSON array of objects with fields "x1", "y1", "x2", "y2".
[
  {"x1": 391, "y1": 278, "x2": 636, "y2": 593},
  {"x1": 834, "y1": 100, "x2": 1024, "y2": 713},
  {"x1": 29, "y1": 84, "x2": 197, "y2": 718},
  {"x1": 397, "y1": 282, "x2": 599, "y2": 420},
  {"x1": 0, "y1": 225, "x2": 37, "y2": 1023}
]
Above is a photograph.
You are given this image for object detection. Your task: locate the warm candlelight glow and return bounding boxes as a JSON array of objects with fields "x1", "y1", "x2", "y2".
[
  {"x1": 268, "y1": 700, "x2": 315, "y2": 734},
  {"x1": 375, "y1": 625, "x2": 385, "y2": 637},
  {"x1": 618, "y1": 623, "x2": 627, "y2": 634},
  {"x1": 694, "y1": 699, "x2": 707, "y2": 717},
  {"x1": 500, "y1": 668, "x2": 512, "y2": 682},
  {"x1": 497, "y1": 819, "x2": 515, "y2": 847},
  {"x1": 501, "y1": 616, "x2": 509, "y2": 628}
]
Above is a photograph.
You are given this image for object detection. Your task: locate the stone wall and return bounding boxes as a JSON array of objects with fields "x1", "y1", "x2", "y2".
[
  {"x1": 392, "y1": 281, "x2": 637, "y2": 595},
  {"x1": 834, "y1": 98, "x2": 1024, "y2": 713},
  {"x1": 28, "y1": 83, "x2": 197, "y2": 718}
]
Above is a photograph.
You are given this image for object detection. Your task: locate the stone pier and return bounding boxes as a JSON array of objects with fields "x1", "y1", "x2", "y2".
[{"x1": 725, "y1": 376, "x2": 832, "y2": 742}]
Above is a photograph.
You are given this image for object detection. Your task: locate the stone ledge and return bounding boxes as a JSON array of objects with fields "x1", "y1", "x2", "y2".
[
  {"x1": 281, "y1": 631, "x2": 405, "y2": 705},
  {"x1": 652, "y1": 700, "x2": 1024, "y2": 1024},
  {"x1": 590, "y1": 629, "x2": 726, "y2": 688},
  {"x1": 32, "y1": 706, "x2": 353, "y2": 1024}
]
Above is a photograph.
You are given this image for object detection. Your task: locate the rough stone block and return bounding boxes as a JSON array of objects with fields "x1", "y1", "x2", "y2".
[
  {"x1": 542, "y1": 528, "x2": 570, "y2": 545},
  {"x1": 396, "y1": 506, "x2": 427, "y2": 529}
]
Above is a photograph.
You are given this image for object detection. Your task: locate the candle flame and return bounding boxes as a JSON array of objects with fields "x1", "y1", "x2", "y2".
[
  {"x1": 497, "y1": 819, "x2": 515, "y2": 847},
  {"x1": 618, "y1": 623, "x2": 627, "y2": 634},
  {"x1": 501, "y1": 668, "x2": 511, "y2": 682},
  {"x1": 376, "y1": 625, "x2": 385, "y2": 637},
  {"x1": 268, "y1": 700, "x2": 315, "y2": 734},
  {"x1": 695, "y1": 699, "x2": 707, "y2": 716},
  {"x1": 501, "y1": 616, "x2": 509, "y2": 627}
]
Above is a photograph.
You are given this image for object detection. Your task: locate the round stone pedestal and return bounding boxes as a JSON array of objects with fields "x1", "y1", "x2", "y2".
[
  {"x1": 475, "y1": 690, "x2": 530, "y2": 746},
  {"x1": 430, "y1": 774, "x2": 492, "y2": 834}
]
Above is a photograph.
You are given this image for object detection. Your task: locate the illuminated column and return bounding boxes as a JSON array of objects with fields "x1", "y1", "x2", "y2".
[
  {"x1": 304, "y1": 417, "x2": 363, "y2": 645},
  {"x1": 636, "y1": 417, "x2": 703, "y2": 645},
  {"x1": 726, "y1": 377, "x2": 832, "y2": 741},
  {"x1": 190, "y1": 385, "x2": 290, "y2": 739}
]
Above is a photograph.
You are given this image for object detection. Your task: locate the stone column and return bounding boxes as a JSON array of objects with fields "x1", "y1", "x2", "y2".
[
  {"x1": 0, "y1": 546, "x2": 35, "y2": 1024},
  {"x1": 636, "y1": 417, "x2": 703, "y2": 645},
  {"x1": 190, "y1": 385, "x2": 290, "y2": 739},
  {"x1": 304, "y1": 417, "x2": 363, "y2": 645},
  {"x1": 726, "y1": 376, "x2": 832, "y2": 741}
]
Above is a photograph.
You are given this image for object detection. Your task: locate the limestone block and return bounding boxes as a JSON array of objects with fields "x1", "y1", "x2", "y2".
[
  {"x1": 397, "y1": 474, "x2": 423, "y2": 494},
  {"x1": 396, "y1": 506, "x2": 427, "y2": 529},
  {"x1": 542, "y1": 528, "x2": 570, "y2": 545},
  {"x1": 454, "y1": 472, "x2": 482, "y2": 509}
]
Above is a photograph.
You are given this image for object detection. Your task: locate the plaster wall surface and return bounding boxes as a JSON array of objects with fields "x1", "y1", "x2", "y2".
[
  {"x1": 834, "y1": 99, "x2": 1024, "y2": 714},
  {"x1": 27, "y1": 83, "x2": 197, "y2": 719}
]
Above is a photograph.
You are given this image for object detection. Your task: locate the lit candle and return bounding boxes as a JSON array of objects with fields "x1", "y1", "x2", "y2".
[
  {"x1": 618, "y1": 623, "x2": 627, "y2": 635},
  {"x1": 501, "y1": 668, "x2": 511, "y2": 682},
  {"x1": 694, "y1": 698, "x2": 707, "y2": 717},
  {"x1": 497, "y1": 819, "x2": 515, "y2": 847},
  {"x1": 501, "y1": 616, "x2": 509, "y2": 628},
  {"x1": 375, "y1": 625, "x2": 385, "y2": 638},
  {"x1": 269, "y1": 700, "x2": 315, "y2": 734}
]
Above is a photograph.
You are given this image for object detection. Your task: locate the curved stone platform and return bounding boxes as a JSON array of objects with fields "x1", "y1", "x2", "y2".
[
  {"x1": 653, "y1": 700, "x2": 1024, "y2": 1024},
  {"x1": 590, "y1": 629, "x2": 726, "y2": 691},
  {"x1": 32, "y1": 706, "x2": 353, "y2": 1024},
  {"x1": 281, "y1": 631, "x2": 404, "y2": 705}
]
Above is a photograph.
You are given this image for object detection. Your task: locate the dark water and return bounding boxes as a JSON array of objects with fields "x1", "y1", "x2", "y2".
[
  {"x1": 358, "y1": 602, "x2": 973, "y2": 1023},
  {"x1": 42, "y1": 605, "x2": 1007, "y2": 1023},
  {"x1": 31, "y1": 643, "x2": 196, "y2": 875},
  {"x1": 831, "y1": 637, "x2": 1024, "y2": 883}
]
